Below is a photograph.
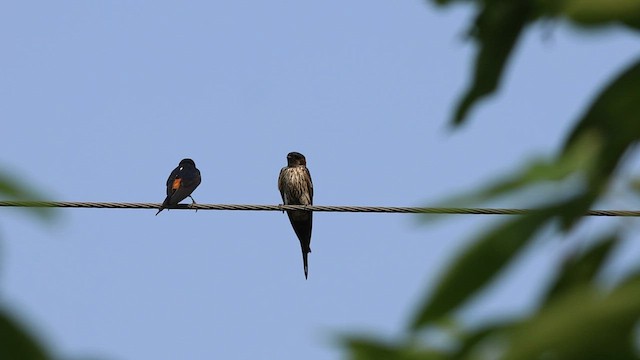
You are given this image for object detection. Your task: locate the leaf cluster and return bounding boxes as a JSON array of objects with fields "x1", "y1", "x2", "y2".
[
  {"x1": 0, "y1": 174, "x2": 57, "y2": 359},
  {"x1": 346, "y1": 0, "x2": 640, "y2": 358}
]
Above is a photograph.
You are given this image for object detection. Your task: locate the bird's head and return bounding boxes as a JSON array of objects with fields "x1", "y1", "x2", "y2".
[
  {"x1": 286, "y1": 152, "x2": 306, "y2": 167},
  {"x1": 179, "y1": 158, "x2": 196, "y2": 167}
]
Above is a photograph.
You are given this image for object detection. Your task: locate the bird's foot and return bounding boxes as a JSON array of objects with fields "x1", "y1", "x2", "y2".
[{"x1": 189, "y1": 196, "x2": 198, "y2": 212}]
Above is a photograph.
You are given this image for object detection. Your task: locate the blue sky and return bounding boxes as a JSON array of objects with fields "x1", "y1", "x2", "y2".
[{"x1": 1, "y1": 1, "x2": 638, "y2": 359}]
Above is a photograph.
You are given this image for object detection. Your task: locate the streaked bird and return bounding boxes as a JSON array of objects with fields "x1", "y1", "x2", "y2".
[
  {"x1": 156, "y1": 158, "x2": 201, "y2": 215},
  {"x1": 278, "y1": 151, "x2": 314, "y2": 279}
]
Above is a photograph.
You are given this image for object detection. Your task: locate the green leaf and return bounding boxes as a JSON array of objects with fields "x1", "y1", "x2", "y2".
[
  {"x1": 431, "y1": 58, "x2": 640, "y2": 227},
  {"x1": 558, "y1": 57, "x2": 640, "y2": 225},
  {"x1": 502, "y1": 280, "x2": 640, "y2": 360},
  {"x1": 452, "y1": 1, "x2": 534, "y2": 125},
  {"x1": 622, "y1": 17, "x2": 640, "y2": 30},
  {"x1": 430, "y1": 0, "x2": 468, "y2": 6},
  {"x1": 344, "y1": 336, "x2": 449, "y2": 360},
  {"x1": 630, "y1": 176, "x2": 640, "y2": 195},
  {"x1": 542, "y1": 234, "x2": 617, "y2": 305},
  {"x1": 0, "y1": 173, "x2": 39, "y2": 198},
  {"x1": 411, "y1": 211, "x2": 552, "y2": 330},
  {"x1": 539, "y1": 0, "x2": 640, "y2": 28},
  {"x1": 563, "y1": 57, "x2": 640, "y2": 178},
  {"x1": 0, "y1": 172, "x2": 55, "y2": 222},
  {"x1": 453, "y1": 320, "x2": 519, "y2": 358},
  {"x1": 0, "y1": 309, "x2": 51, "y2": 360},
  {"x1": 427, "y1": 131, "x2": 600, "y2": 211}
]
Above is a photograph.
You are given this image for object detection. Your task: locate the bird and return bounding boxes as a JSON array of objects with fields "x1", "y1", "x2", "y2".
[
  {"x1": 278, "y1": 151, "x2": 314, "y2": 279},
  {"x1": 156, "y1": 158, "x2": 201, "y2": 215}
]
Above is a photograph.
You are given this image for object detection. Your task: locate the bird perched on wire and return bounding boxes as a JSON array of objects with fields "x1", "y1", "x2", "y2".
[
  {"x1": 156, "y1": 158, "x2": 201, "y2": 215},
  {"x1": 278, "y1": 151, "x2": 314, "y2": 279}
]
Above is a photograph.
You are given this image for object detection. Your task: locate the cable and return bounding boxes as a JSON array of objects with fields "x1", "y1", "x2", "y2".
[{"x1": 0, "y1": 201, "x2": 638, "y2": 216}]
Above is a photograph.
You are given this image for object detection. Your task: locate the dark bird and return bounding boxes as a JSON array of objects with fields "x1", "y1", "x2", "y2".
[
  {"x1": 278, "y1": 152, "x2": 314, "y2": 279},
  {"x1": 156, "y1": 158, "x2": 202, "y2": 215}
]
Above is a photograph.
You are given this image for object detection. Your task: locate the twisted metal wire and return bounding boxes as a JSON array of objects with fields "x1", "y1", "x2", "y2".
[{"x1": 0, "y1": 201, "x2": 638, "y2": 216}]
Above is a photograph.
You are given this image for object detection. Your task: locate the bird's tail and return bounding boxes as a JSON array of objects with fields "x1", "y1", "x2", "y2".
[
  {"x1": 288, "y1": 213, "x2": 312, "y2": 279},
  {"x1": 156, "y1": 197, "x2": 171, "y2": 216},
  {"x1": 302, "y1": 249, "x2": 309, "y2": 280}
]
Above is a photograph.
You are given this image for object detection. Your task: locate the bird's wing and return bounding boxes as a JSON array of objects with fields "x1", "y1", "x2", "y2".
[
  {"x1": 195, "y1": 169, "x2": 202, "y2": 187},
  {"x1": 277, "y1": 167, "x2": 287, "y2": 204},
  {"x1": 166, "y1": 167, "x2": 180, "y2": 196},
  {"x1": 169, "y1": 186, "x2": 193, "y2": 205},
  {"x1": 304, "y1": 167, "x2": 313, "y2": 205}
]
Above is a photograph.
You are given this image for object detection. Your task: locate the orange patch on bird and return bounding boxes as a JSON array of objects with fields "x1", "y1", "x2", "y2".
[{"x1": 172, "y1": 178, "x2": 182, "y2": 190}]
